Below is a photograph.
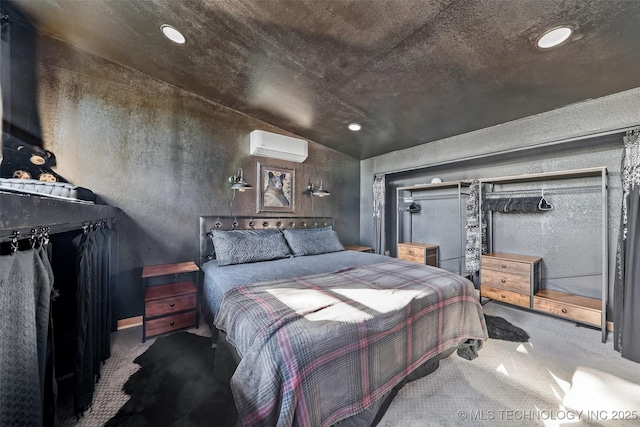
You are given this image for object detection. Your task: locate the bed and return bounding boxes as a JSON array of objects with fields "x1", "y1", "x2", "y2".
[{"x1": 198, "y1": 216, "x2": 487, "y2": 427}]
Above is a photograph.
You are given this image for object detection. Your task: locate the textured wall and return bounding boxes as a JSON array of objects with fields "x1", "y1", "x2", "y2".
[
  {"x1": 33, "y1": 35, "x2": 360, "y2": 322},
  {"x1": 361, "y1": 87, "x2": 640, "y2": 243},
  {"x1": 360, "y1": 90, "x2": 640, "y2": 317}
]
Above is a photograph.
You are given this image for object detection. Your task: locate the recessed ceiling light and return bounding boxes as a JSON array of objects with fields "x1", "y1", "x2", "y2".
[
  {"x1": 161, "y1": 24, "x2": 186, "y2": 45},
  {"x1": 348, "y1": 123, "x2": 362, "y2": 131},
  {"x1": 537, "y1": 26, "x2": 572, "y2": 49}
]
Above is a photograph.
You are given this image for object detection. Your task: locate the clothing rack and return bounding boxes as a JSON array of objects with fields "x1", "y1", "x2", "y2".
[
  {"x1": 1, "y1": 219, "x2": 112, "y2": 254},
  {"x1": 0, "y1": 219, "x2": 112, "y2": 242},
  {"x1": 483, "y1": 185, "x2": 601, "y2": 197},
  {"x1": 0, "y1": 192, "x2": 119, "y2": 239},
  {"x1": 401, "y1": 193, "x2": 468, "y2": 202},
  {"x1": 396, "y1": 180, "x2": 471, "y2": 276},
  {"x1": 479, "y1": 166, "x2": 608, "y2": 343}
]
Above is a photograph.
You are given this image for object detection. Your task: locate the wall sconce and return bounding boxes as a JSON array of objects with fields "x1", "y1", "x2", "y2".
[
  {"x1": 307, "y1": 179, "x2": 330, "y2": 197},
  {"x1": 307, "y1": 179, "x2": 330, "y2": 220},
  {"x1": 229, "y1": 168, "x2": 253, "y2": 191}
]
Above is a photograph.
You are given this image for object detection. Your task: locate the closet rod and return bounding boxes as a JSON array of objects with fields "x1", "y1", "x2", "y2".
[
  {"x1": 485, "y1": 185, "x2": 601, "y2": 196},
  {"x1": 479, "y1": 166, "x2": 606, "y2": 184},
  {"x1": 401, "y1": 194, "x2": 466, "y2": 202},
  {"x1": 0, "y1": 219, "x2": 111, "y2": 241}
]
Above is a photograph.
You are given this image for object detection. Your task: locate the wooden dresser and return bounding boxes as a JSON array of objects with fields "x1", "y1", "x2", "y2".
[
  {"x1": 480, "y1": 252, "x2": 540, "y2": 309},
  {"x1": 481, "y1": 252, "x2": 602, "y2": 328},
  {"x1": 397, "y1": 242, "x2": 438, "y2": 266},
  {"x1": 142, "y1": 261, "x2": 199, "y2": 342}
]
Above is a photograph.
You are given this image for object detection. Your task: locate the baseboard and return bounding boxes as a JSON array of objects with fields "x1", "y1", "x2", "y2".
[{"x1": 117, "y1": 316, "x2": 143, "y2": 330}]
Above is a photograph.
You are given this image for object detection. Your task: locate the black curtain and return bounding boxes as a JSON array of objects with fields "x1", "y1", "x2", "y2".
[
  {"x1": 72, "y1": 227, "x2": 111, "y2": 415},
  {"x1": 614, "y1": 129, "x2": 640, "y2": 363}
]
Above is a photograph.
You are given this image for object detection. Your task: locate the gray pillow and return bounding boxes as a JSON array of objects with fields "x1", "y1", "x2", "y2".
[
  {"x1": 211, "y1": 229, "x2": 292, "y2": 266},
  {"x1": 282, "y1": 226, "x2": 345, "y2": 256}
]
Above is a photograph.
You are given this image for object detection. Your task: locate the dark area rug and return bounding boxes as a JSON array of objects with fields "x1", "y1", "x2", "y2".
[
  {"x1": 485, "y1": 314, "x2": 530, "y2": 342},
  {"x1": 105, "y1": 332, "x2": 236, "y2": 427},
  {"x1": 106, "y1": 316, "x2": 527, "y2": 426}
]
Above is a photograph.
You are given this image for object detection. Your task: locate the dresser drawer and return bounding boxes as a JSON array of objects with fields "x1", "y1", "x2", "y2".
[
  {"x1": 145, "y1": 310, "x2": 197, "y2": 338},
  {"x1": 481, "y1": 269, "x2": 530, "y2": 294},
  {"x1": 481, "y1": 256, "x2": 531, "y2": 276},
  {"x1": 145, "y1": 293, "x2": 196, "y2": 318},
  {"x1": 398, "y1": 244, "x2": 437, "y2": 266},
  {"x1": 481, "y1": 286, "x2": 530, "y2": 308},
  {"x1": 533, "y1": 296, "x2": 600, "y2": 327}
]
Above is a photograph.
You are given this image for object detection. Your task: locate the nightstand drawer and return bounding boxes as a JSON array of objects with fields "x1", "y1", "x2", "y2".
[
  {"x1": 481, "y1": 286, "x2": 530, "y2": 308},
  {"x1": 145, "y1": 293, "x2": 196, "y2": 318},
  {"x1": 145, "y1": 310, "x2": 197, "y2": 338},
  {"x1": 481, "y1": 269, "x2": 530, "y2": 294},
  {"x1": 145, "y1": 281, "x2": 196, "y2": 301},
  {"x1": 481, "y1": 257, "x2": 530, "y2": 276}
]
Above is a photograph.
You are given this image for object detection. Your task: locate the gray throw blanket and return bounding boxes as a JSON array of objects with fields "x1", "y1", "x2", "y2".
[
  {"x1": 216, "y1": 259, "x2": 488, "y2": 426},
  {"x1": 0, "y1": 248, "x2": 53, "y2": 427}
]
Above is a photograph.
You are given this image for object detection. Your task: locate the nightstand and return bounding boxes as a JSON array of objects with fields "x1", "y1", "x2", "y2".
[
  {"x1": 344, "y1": 245, "x2": 374, "y2": 253},
  {"x1": 397, "y1": 242, "x2": 438, "y2": 266},
  {"x1": 142, "y1": 261, "x2": 199, "y2": 342}
]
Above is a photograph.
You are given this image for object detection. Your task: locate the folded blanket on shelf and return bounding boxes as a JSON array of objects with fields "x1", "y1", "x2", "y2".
[{"x1": 0, "y1": 178, "x2": 96, "y2": 203}]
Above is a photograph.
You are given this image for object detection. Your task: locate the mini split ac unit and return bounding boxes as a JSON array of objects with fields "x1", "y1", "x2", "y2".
[{"x1": 249, "y1": 130, "x2": 308, "y2": 163}]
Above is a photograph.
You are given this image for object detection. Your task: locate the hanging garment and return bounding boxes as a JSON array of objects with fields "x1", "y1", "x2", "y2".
[
  {"x1": 41, "y1": 245, "x2": 59, "y2": 427},
  {"x1": 482, "y1": 195, "x2": 552, "y2": 213},
  {"x1": 0, "y1": 247, "x2": 54, "y2": 427},
  {"x1": 615, "y1": 128, "x2": 640, "y2": 362},
  {"x1": 98, "y1": 228, "x2": 111, "y2": 363},
  {"x1": 72, "y1": 228, "x2": 111, "y2": 416},
  {"x1": 398, "y1": 200, "x2": 421, "y2": 213},
  {"x1": 465, "y1": 180, "x2": 487, "y2": 274},
  {"x1": 73, "y1": 231, "x2": 95, "y2": 415},
  {"x1": 373, "y1": 174, "x2": 386, "y2": 254}
]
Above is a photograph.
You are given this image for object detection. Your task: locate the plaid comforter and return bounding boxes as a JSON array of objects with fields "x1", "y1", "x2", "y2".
[{"x1": 215, "y1": 258, "x2": 488, "y2": 427}]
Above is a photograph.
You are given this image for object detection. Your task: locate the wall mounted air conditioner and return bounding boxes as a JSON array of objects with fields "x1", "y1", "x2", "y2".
[{"x1": 249, "y1": 130, "x2": 308, "y2": 163}]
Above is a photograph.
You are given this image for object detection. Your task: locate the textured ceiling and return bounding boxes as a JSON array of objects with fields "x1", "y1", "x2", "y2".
[{"x1": 10, "y1": 0, "x2": 640, "y2": 160}]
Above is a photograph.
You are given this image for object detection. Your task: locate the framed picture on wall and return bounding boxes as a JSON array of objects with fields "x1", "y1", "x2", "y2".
[{"x1": 256, "y1": 162, "x2": 295, "y2": 213}]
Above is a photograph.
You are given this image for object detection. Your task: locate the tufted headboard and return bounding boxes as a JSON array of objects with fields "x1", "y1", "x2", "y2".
[{"x1": 198, "y1": 216, "x2": 334, "y2": 267}]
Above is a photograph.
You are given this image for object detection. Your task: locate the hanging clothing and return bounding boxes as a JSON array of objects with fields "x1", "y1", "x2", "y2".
[
  {"x1": 72, "y1": 227, "x2": 111, "y2": 416},
  {"x1": 465, "y1": 180, "x2": 487, "y2": 274},
  {"x1": 373, "y1": 174, "x2": 386, "y2": 255},
  {"x1": 41, "y1": 244, "x2": 59, "y2": 427},
  {"x1": 0, "y1": 247, "x2": 55, "y2": 427},
  {"x1": 614, "y1": 128, "x2": 640, "y2": 363},
  {"x1": 481, "y1": 195, "x2": 552, "y2": 213}
]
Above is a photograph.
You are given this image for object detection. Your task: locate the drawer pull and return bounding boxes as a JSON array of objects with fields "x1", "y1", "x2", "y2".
[
  {"x1": 170, "y1": 321, "x2": 175, "y2": 326},
  {"x1": 501, "y1": 294, "x2": 506, "y2": 299},
  {"x1": 561, "y1": 308, "x2": 568, "y2": 314},
  {"x1": 501, "y1": 279, "x2": 506, "y2": 283},
  {"x1": 501, "y1": 264, "x2": 507, "y2": 268},
  {"x1": 170, "y1": 303, "x2": 175, "y2": 307}
]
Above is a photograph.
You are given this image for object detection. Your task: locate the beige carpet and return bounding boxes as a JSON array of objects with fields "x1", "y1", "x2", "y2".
[
  {"x1": 379, "y1": 302, "x2": 640, "y2": 427},
  {"x1": 64, "y1": 303, "x2": 640, "y2": 426}
]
